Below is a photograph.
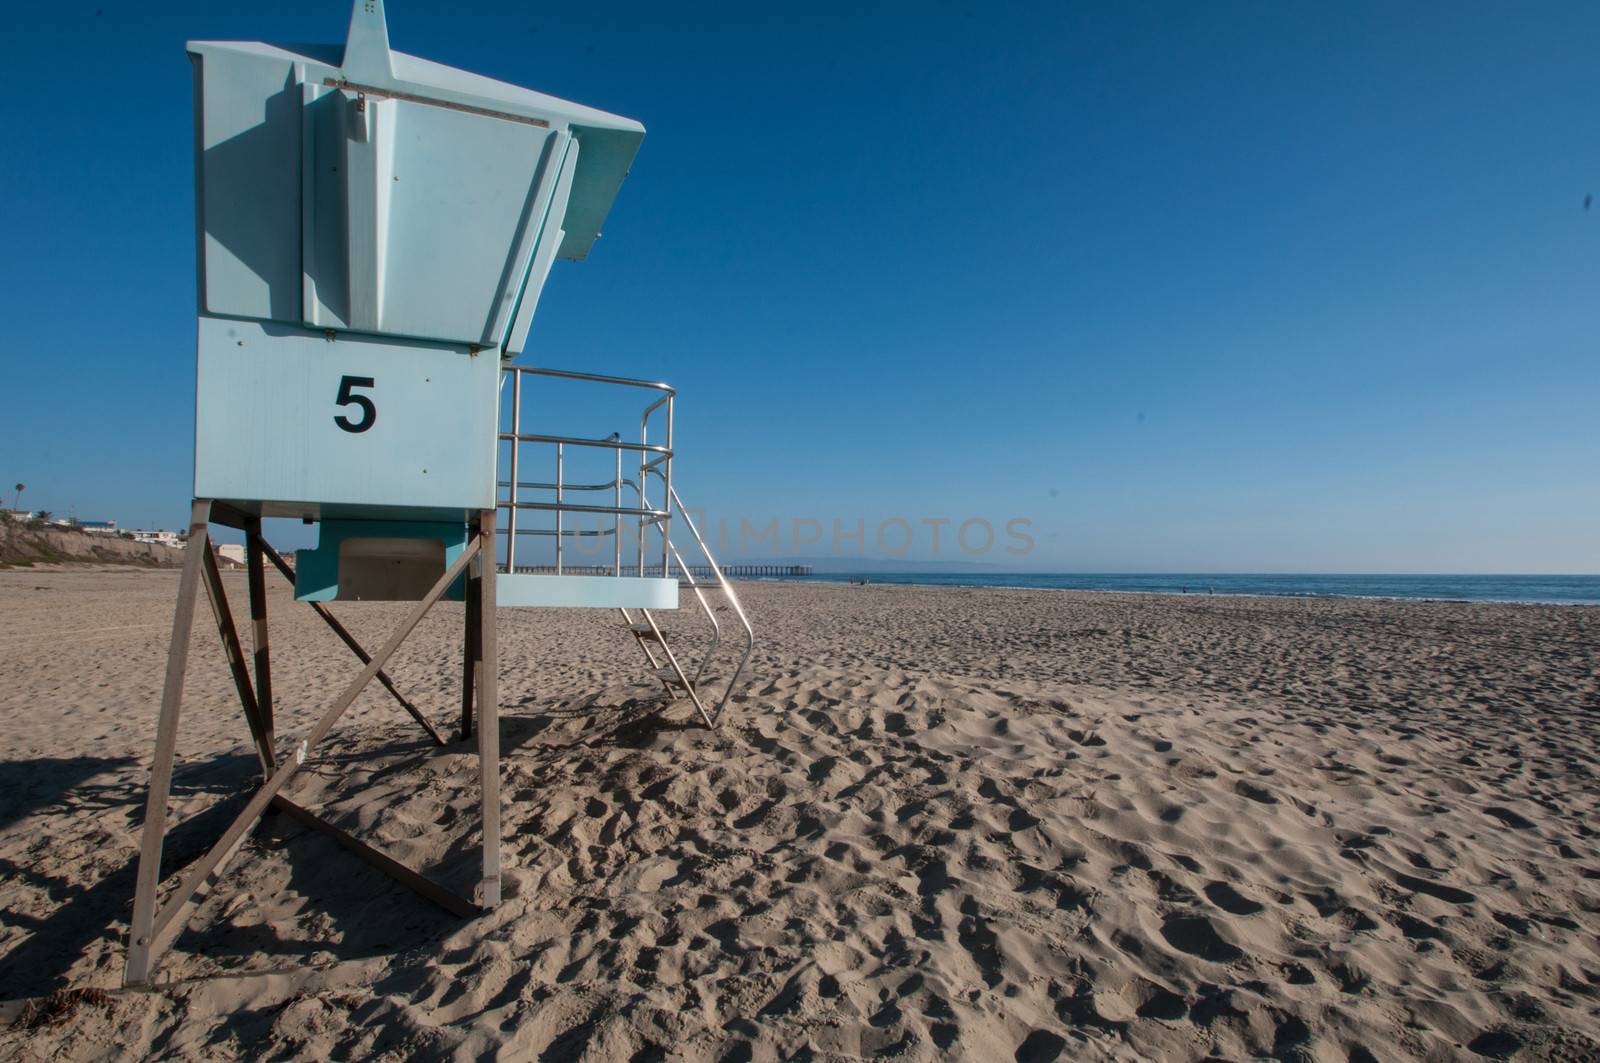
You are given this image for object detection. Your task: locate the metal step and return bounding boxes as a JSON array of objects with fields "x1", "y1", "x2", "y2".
[{"x1": 612, "y1": 487, "x2": 754, "y2": 728}]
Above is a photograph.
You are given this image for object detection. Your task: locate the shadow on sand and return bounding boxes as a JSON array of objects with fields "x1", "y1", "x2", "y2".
[
  {"x1": 0, "y1": 734, "x2": 476, "y2": 1003},
  {"x1": 0, "y1": 695, "x2": 684, "y2": 1009}
]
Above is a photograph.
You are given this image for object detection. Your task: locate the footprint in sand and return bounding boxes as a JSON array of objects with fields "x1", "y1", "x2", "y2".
[
  {"x1": 1202, "y1": 881, "x2": 1264, "y2": 916},
  {"x1": 1159, "y1": 913, "x2": 1242, "y2": 963},
  {"x1": 1467, "y1": 1027, "x2": 1523, "y2": 1058},
  {"x1": 1008, "y1": 808, "x2": 1042, "y2": 832},
  {"x1": 1491, "y1": 910, "x2": 1531, "y2": 934},
  {"x1": 1387, "y1": 868, "x2": 1476, "y2": 905},
  {"x1": 1150, "y1": 871, "x2": 1199, "y2": 904},
  {"x1": 957, "y1": 896, "x2": 1004, "y2": 987},
  {"x1": 1483, "y1": 806, "x2": 1537, "y2": 831},
  {"x1": 1126, "y1": 978, "x2": 1187, "y2": 1020},
  {"x1": 1234, "y1": 779, "x2": 1277, "y2": 804},
  {"x1": 1014, "y1": 1029, "x2": 1068, "y2": 1061},
  {"x1": 1281, "y1": 961, "x2": 1316, "y2": 985},
  {"x1": 1391, "y1": 911, "x2": 1443, "y2": 940}
]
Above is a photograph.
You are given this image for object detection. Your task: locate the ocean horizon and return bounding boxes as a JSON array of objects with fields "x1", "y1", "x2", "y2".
[{"x1": 777, "y1": 571, "x2": 1600, "y2": 605}]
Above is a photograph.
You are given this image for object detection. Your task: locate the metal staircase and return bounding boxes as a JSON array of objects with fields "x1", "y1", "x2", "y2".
[
  {"x1": 620, "y1": 486, "x2": 754, "y2": 726},
  {"x1": 497, "y1": 366, "x2": 753, "y2": 726}
]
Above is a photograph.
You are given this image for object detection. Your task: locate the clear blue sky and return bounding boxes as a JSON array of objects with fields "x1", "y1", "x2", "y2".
[{"x1": 3, "y1": 2, "x2": 1597, "y2": 572}]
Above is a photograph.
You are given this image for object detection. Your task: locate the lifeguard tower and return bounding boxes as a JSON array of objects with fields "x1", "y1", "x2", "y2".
[{"x1": 126, "y1": 1, "x2": 751, "y2": 987}]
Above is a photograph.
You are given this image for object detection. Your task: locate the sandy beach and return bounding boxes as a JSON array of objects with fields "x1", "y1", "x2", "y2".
[{"x1": 0, "y1": 568, "x2": 1597, "y2": 1060}]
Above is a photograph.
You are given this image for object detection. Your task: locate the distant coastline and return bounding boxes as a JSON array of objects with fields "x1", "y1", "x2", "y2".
[{"x1": 755, "y1": 571, "x2": 1600, "y2": 606}]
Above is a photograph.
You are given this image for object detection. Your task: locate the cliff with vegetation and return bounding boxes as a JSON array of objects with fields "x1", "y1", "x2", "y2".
[{"x1": 0, "y1": 522, "x2": 187, "y2": 568}]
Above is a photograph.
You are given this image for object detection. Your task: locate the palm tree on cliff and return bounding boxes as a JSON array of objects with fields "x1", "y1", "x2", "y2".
[{"x1": 13, "y1": 483, "x2": 22, "y2": 511}]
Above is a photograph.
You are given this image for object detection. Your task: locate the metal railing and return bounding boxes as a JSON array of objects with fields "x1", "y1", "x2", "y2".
[
  {"x1": 497, "y1": 365, "x2": 673, "y2": 577},
  {"x1": 494, "y1": 364, "x2": 753, "y2": 724}
]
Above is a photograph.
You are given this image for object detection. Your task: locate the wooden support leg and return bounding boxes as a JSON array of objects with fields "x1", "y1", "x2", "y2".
[
  {"x1": 244, "y1": 517, "x2": 274, "y2": 749},
  {"x1": 200, "y1": 542, "x2": 275, "y2": 778},
  {"x1": 476, "y1": 509, "x2": 501, "y2": 908},
  {"x1": 126, "y1": 500, "x2": 211, "y2": 987},
  {"x1": 461, "y1": 544, "x2": 480, "y2": 741}
]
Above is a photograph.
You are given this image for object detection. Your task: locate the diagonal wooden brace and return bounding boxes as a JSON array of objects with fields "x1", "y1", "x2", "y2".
[
  {"x1": 269, "y1": 796, "x2": 478, "y2": 918},
  {"x1": 256, "y1": 538, "x2": 445, "y2": 747}
]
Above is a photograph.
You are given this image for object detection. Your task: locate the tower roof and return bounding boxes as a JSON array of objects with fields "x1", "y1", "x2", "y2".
[{"x1": 187, "y1": 0, "x2": 643, "y2": 260}]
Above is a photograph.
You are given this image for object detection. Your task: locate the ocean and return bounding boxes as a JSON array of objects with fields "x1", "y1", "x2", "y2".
[{"x1": 786, "y1": 572, "x2": 1600, "y2": 605}]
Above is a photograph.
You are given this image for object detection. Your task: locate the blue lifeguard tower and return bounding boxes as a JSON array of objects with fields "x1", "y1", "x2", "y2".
[{"x1": 126, "y1": 1, "x2": 751, "y2": 987}]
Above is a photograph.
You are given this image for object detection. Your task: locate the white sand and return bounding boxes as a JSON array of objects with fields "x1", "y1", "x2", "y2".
[{"x1": 0, "y1": 569, "x2": 1597, "y2": 1060}]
